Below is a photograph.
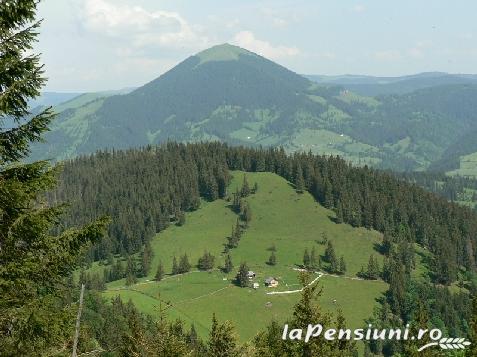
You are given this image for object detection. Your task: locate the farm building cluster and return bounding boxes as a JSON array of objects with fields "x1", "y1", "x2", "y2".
[{"x1": 247, "y1": 271, "x2": 278, "y2": 289}]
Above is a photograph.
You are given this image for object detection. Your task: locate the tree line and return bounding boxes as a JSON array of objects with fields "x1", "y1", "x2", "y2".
[
  {"x1": 53, "y1": 143, "x2": 477, "y2": 287},
  {"x1": 3, "y1": 1, "x2": 475, "y2": 354}
]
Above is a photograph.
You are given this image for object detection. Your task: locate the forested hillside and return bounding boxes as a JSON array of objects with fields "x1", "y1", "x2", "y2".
[
  {"x1": 49, "y1": 142, "x2": 476, "y2": 355},
  {"x1": 396, "y1": 171, "x2": 477, "y2": 210},
  {"x1": 4, "y1": 1, "x2": 476, "y2": 355},
  {"x1": 30, "y1": 44, "x2": 477, "y2": 175},
  {"x1": 51, "y1": 144, "x2": 229, "y2": 258},
  {"x1": 54, "y1": 143, "x2": 477, "y2": 285}
]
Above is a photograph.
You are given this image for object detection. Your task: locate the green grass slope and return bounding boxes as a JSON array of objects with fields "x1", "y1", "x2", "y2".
[
  {"x1": 28, "y1": 44, "x2": 477, "y2": 175},
  {"x1": 447, "y1": 152, "x2": 477, "y2": 178},
  {"x1": 102, "y1": 171, "x2": 387, "y2": 341}
]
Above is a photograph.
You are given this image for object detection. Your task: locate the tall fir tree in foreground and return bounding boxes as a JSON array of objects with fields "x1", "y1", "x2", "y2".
[
  {"x1": 0, "y1": 1, "x2": 108, "y2": 354},
  {"x1": 207, "y1": 314, "x2": 237, "y2": 357},
  {"x1": 467, "y1": 296, "x2": 477, "y2": 357},
  {"x1": 254, "y1": 273, "x2": 358, "y2": 356}
]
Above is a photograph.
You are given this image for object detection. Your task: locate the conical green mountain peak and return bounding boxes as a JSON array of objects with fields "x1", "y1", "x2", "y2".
[{"x1": 196, "y1": 43, "x2": 256, "y2": 64}]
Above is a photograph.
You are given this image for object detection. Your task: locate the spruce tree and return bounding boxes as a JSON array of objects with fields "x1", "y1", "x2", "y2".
[
  {"x1": 329, "y1": 253, "x2": 339, "y2": 274},
  {"x1": 467, "y1": 295, "x2": 477, "y2": 357},
  {"x1": 112, "y1": 259, "x2": 124, "y2": 280},
  {"x1": 155, "y1": 261, "x2": 165, "y2": 281},
  {"x1": 310, "y1": 246, "x2": 318, "y2": 270},
  {"x1": 324, "y1": 241, "x2": 335, "y2": 262},
  {"x1": 255, "y1": 155, "x2": 266, "y2": 172},
  {"x1": 334, "y1": 309, "x2": 357, "y2": 354},
  {"x1": 241, "y1": 202, "x2": 252, "y2": 225},
  {"x1": 335, "y1": 201, "x2": 344, "y2": 223},
  {"x1": 227, "y1": 224, "x2": 239, "y2": 248},
  {"x1": 125, "y1": 272, "x2": 137, "y2": 286},
  {"x1": 241, "y1": 174, "x2": 250, "y2": 197},
  {"x1": 198, "y1": 251, "x2": 215, "y2": 270},
  {"x1": 403, "y1": 299, "x2": 433, "y2": 357},
  {"x1": 268, "y1": 251, "x2": 277, "y2": 266},
  {"x1": 323, "y1": 180, "x2": 334, "y2": 209},
  {"x1": 236, "y1": 262, "x2": 249, "y2": 287},
  {"x1": 382, "y1": 232, "x2": 393, "y2": 256},
  {"x1": 303, "y1": 248, "x2": 311, "y2": 269},
  {"x1": 172, "y1": 256, "x2": 179, "y2": 275},
  {"x1": 366, "y1": 255, "x2": 380, "y2": 280},
  {"x1": 232, "y1": 188, "x2": 241, "y2": 213},
  {"x1": 290, "y1": 273, "x2": 333, "y2": 355},
  {"x1": 103, "y1": 267, "x2": 112, "y2": 283},
  {"x1": 338, "y1": 256, "x2": 347, "y2": 275},
  {"x1": 235, "y1": 218, "x2": 241, "y2": 237},
  {"x1": 224, "y1": 254, "x2": 233, "y2": 273},
  {"x1": 324, "y1": 241, "x2": 338, "y2": 272},
  {"x1": 295, "y1": 163, "x2": 305, "y2": 193},
  {"x1": 321, "y1": 231, "x2": 328, "y2": 245},
  {"x1": 176, "y1": 211, "x2": 186, "y2": 226},
  {"x1": 187, "y1": 323, "x2": 199, "y2": 350},
  {"x1": 0, "y1": 4, "x2": 109, "y2": 352},
  {"x1": 106, "y1": 252, "x2": 114, "y2": 266},
  {"x1": 126, "y1": 256, "x2": 136, "y2": 278},
  {"x1": 207, "y1": 314, "x2": 237, "y2": 357},
  {"x1": 140, "y1": 242, "x2": 153, "y2": 277},
  {"x1": 179, "y1": 254, "x2": 191, "y2": 274}
]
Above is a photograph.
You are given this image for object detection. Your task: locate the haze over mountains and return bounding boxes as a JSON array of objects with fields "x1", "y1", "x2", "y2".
[
  {"x1": 306, "y1": 72, "x2": 477, "y2": 96},
  {"x1": 32, "y1": 44, "x2": 477, "y2": 175}
]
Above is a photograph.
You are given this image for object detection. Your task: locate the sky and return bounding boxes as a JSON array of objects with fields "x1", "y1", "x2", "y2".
[{"x1": 36, "y1": 0, "x2": 477, "y2": 92}]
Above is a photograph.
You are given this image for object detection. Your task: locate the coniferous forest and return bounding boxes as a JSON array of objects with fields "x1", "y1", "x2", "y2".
[
  {"x1": 48, "y1": 143, "x2": 477, "y2": 355},
  {"x1": 54, "y1": 143, "x2": 477, "y2": 287},
  {"x1": 1, "y1": 1, "x2": 477, "y2": 356}
]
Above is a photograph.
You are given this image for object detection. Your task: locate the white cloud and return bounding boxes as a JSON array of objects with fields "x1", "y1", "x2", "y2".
[
  {"x1": 233, "y1": 31, "x2": 300, "y2": 59},
  {"x1": 80, "y1": 0, "x2": 209, "y2": 50}
]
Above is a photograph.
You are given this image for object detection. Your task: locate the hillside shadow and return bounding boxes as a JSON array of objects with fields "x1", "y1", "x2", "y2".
[
  {"x1": 225, "y1": 203, "x2": 237, "y2": 214},
  {"x1": 373, "y1": 242, "x2": 384, "y2": 254}
]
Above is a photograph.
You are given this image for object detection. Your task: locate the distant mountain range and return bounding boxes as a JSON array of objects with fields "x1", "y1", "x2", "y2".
[
  {"x1": 28, "y1": 92, "x2": 83, "y2": 109},
  {"x1": 30, "y1": 44, "x2": 477, "y2": 175},
  {"x1": 305, "y1": 72, "x2": 477, "y2": 96},
  {"x1": 30, "y1": 88, "x2": 136, "y2": 110}
]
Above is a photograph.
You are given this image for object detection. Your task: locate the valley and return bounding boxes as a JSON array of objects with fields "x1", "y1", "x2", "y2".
[{"x1": 29, "y1": 44, "x2": 477, "y2": 178}]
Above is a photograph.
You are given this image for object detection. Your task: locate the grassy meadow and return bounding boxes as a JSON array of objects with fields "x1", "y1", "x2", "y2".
[{"x1": 98, "y1": 171, "x2": 388, "y2": 341}]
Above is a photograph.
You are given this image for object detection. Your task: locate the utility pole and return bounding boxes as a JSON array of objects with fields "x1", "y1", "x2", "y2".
[{"x1": 72, "y1": 283, "x2": 85, "y2": 357}]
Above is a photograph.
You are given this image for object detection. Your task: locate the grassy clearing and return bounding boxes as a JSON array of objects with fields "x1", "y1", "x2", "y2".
[
  {"x1": 101, "y1": 171, "x2": 388, "y2": 342},
  {"x1": 286, "y1": 129, "x2": 382, "y2": 167},
  {"x1": 104, "y1": 271, "x2": 387, "y2": 341},
  {"x1": 447, "y1": 152, "x2": 477, "y2": 177}
]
